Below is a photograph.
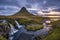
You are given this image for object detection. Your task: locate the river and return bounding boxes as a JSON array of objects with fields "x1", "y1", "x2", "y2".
[
  {"x1": 8, "y1": 20, "x2": 52, "y2": 40},
  {"x1": 0, "y1": 20, "x2": 52, "y2": 40}
]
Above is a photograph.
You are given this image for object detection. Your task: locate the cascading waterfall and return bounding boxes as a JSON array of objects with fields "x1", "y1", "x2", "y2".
[
  {"x1": 8, "y1": 23, "x2": 18, "y2": 40},
  {"x1": 9, "y1": 23, "x2": 18, "y2": 35},
  {"x1": 15, "y1": 20, "x2": 23, "y2": 28},
  {"x1": 43, "y1": 23, "x2": 47, "y2": 29},
  {"x1": 12, "y1": 20, "x2": 24, "y2": 40},
  {"x1": 8, "y1": 20, "x2": 23, "y2": 40}
]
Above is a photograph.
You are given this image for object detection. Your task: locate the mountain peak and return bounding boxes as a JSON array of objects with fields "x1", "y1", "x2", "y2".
[
  {"x1": 20, "y1": 7, "x2": 28, "y2": 13},
  {"x1": 12, "y1": 7, "x2": 34, "y2": 16},
  {"x1": 21, "y1": 7, "x2": 27, "y2": 10}
]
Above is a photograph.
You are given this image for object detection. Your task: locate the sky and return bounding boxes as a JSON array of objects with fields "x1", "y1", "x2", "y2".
[{"x1": 0, "y1": 0, "x2": 60, "y2": 16}]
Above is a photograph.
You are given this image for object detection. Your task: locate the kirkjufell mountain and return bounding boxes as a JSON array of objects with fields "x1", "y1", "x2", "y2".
[{"x1": 0, "y1": 7, "x2": 45, "y2": 23}]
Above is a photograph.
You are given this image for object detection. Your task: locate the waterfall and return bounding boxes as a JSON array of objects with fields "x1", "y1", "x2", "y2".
[
  {"x1": 8, "y1": 20, "x2": 24, "y2": 40},
  {"x1": 9, "y1": 23, "x2": 18, "y2": 35},
  {"x1": 43, "y1": 22, "x2": 52, "y2": 31},
  {"x1": 11, "y1": 20, "x2": 24, "y2": 40},
  {"x1": 9, "y1": 23, "x2": 18, "y2": 40},
  {"x1": 43, "y1": 23, "x2": 47, "y2": 29},
  {"x1": 15, "y1": 20, "x2": 22, "y2": 28}
]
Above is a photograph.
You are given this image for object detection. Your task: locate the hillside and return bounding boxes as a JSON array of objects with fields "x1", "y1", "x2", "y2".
[{"x1": 13, "y1": 7, "x2": 34, "y2": 16}]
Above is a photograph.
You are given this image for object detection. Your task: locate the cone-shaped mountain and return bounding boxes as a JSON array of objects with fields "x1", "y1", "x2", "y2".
[{"x1": 13, "y1": 7, "x2": 34, "y2": 16}]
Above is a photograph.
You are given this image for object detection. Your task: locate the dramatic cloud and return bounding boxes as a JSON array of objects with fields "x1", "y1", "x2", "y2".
[
  {"x1": 0, "y1": 0, "x2": 60, "y2": 16},
  {"x1": 0, "y1": 5, "x2": 20, "y2": 16},
  {"x1": 26, "y1": 0, "x2": 60, "y2": 15}
]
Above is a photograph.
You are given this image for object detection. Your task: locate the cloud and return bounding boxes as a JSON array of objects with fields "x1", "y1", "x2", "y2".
[
  {"x1": 0, "y1": 0, "x2": 60, "y2": 8},
  {"x1": 27, "y1": 0, "x2": 60, "y2": 14},
  {"x1": 44, "y1": 0, "x2": 60, "y2": 7},
  {"x1": 52, "y1": 8, "x2": 60, "y2": 12},
  {"x1": 0, "y1": 0, "x2": 18, "y2": 6},
  {"x1": 25, "y1": 0, "x2": 60, "y2": 9},
  {"x1": 37, "y1": 10, "x2": 60, "y2": 16},
  {"x1": 0, "y1": 0, "x2": 60, "y2": 16},
  {"x1": 0, "y1": 5, "x2": 20, "y2": 16}
]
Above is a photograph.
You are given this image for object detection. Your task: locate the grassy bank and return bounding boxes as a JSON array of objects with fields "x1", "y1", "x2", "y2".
[{"x1": 43, "y1": 20, "x2": 60, "y2": 40}]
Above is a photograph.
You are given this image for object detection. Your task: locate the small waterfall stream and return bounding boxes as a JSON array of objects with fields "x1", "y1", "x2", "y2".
[{"x1": 15, "y1": 20, "x2": 22, "y2": 29}]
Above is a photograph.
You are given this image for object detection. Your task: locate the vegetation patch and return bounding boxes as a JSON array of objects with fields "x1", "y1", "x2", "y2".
[
  {"x1": 17, "y1": 18, "x2": 40, "y2": 25},
  {"x1": 25, "y1": 24, "x2": 43, "y2": 31}
]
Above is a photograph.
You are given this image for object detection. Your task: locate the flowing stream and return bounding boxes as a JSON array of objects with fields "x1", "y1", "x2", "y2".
[
  {"x1": 15, "y1": 20, "x2": 23, "y2": 28},
  {"x1": 8, "y1": 23, "x2": 18, "y2": 40},
  {"x1": 8, "y1": 20, "x2": 52, "y2": 40}
]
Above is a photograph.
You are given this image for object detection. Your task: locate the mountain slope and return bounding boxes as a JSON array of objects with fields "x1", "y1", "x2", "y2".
[
  {"x1": 13, "y1": 7, "x2": 34, "y2": 16},
  {"x1": 6, "y1": 7, "x2": 44, "y2": 20}
]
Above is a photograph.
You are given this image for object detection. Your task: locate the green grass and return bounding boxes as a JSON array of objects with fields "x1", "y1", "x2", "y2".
[
  {"x1": 17, "y1": 18, "x2": 40, "y2": 25},
  {"x1": 25, "y1": 25, "x2": 43, "y2": 31},
  {"x1": 44, "y1": 27, "x2": 60, "y2": 40},
  {"x1": 43, "y1": 20, "x2": 60, "y2": 40}
]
